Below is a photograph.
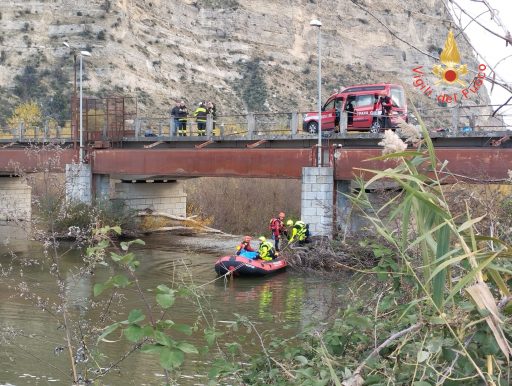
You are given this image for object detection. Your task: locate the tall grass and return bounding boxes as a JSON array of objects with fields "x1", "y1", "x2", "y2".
[
  {"x1": 185, "y1": 177, "x2": 301, "y2": 235},
  {"x1": 346, "y1": 113, "x2": 512, "y2": 383}
]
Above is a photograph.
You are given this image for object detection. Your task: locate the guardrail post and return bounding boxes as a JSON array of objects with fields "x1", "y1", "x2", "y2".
[
  {"x1": 170, "y1": 117, "x2": 176, "y2": 137},
  {"x1": 219, "y1": 122, "x2": 225, "y2": 138},
  {"x1": 56, "y1": 126, "x2": 61, "y2": 139},
  {"x1": 43, "y1": 121, "x2": 48, "y2": 141},
  {"x1": 134, "y1": 118, "x2": 141, "y2": 138},
  {"x1": 339, "y1": 112, "x2": 348, "y2": 134},
  {"x1": 206, "y1": 114, "x2": 213, "y2": 138},
  {"x1": 158, "y1": 122, "x2": 163, "y2": 137},
  {"x1": 247, "y1": 113, "x2": 255, "y2": 139},
  {"x1": 188, "y1": 118, "x2": 193, "y2": 137},
  {"x1": 451, "y1": 104, "x2": 460, "y2": 131},
  {"x1": 290, "y1": 112, "x2": 298, "y2": 135},
  {"x1": 468, "y1": 112, "x2": 476, "y2": 129},
  {"x1": 18, "y1": 122, "x2": 24, "y2": 142}
]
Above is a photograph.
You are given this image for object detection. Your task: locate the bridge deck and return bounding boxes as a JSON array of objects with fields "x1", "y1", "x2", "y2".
[{"x1": 1, "y1": 138, "x2": 511, "y2": 182}]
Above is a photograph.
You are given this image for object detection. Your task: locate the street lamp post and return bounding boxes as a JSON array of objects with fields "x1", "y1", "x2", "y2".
[
  {"x1": 310, "y1": 19, "x2": 322, "y2": 167},
  {"x1": 64, "y1": 43, "x2": 91, "y2": 164},
  {"x1": 78, "y1": 50, "x2": 91, "y2": 164}
]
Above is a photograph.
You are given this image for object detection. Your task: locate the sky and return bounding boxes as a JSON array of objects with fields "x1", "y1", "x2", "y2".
[{"x1": 450, "y1": 0, "x2": 512, "y2": 125}]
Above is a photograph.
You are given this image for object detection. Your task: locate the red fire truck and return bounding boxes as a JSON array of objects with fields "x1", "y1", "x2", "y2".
[{"x1": 303, "y1": 83, "x2": 407, "y2": 133}]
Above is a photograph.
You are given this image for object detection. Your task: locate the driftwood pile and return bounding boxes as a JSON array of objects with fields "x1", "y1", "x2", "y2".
[
  {"x1": 283, "y1": 237, "x2": 379, "y2": 273},
  {"x1": 137, "y1": 211, "x2": 227, "y2": 235}
]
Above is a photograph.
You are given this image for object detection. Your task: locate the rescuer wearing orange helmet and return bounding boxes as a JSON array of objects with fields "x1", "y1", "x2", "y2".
[
  {"x1": 269, "y1": 211, "x2": 288, "y2": 251},
  {"x1": 236, "y1": 235, "x2": 255, "y2": 255}
]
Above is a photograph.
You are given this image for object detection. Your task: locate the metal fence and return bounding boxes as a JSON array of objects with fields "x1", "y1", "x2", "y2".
[{"x1": 1, "y1": 104, "x2": 511, "y2": 142}]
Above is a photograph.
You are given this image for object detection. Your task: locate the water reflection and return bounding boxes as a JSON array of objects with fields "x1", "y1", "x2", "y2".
[
  {"x1": 0, "y1": 221, "x2": 31, "y2": 252},
  {"x1": 0, "y1": 229, "x2": 353, "y2": 385}
]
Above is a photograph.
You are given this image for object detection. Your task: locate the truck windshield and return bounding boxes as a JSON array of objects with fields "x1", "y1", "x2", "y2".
[{"x1": 391, "y1": 87, "x2": 405, "y2": 108}]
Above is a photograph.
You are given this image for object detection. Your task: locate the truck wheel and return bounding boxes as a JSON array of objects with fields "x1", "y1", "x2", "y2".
[
  {"x1": 370, "y1": 121, "x2": 381, "y2": 133},
  {"x1": 307, "y1": 121, "x2": 318, "y2": 134}
]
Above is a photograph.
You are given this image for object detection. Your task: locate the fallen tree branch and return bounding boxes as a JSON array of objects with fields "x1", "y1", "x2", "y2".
[
  {"x1": 137, "y1": 211, "x2": 227, "y2": 234},
  {"x1": 343, "y1": 323, "x2": 423, "y2": 386}
]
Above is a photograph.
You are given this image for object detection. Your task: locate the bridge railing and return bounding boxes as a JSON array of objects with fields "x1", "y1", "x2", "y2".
[
  {"x1": 1, "y1": 104, "x2": 511, "y2": 142},
  {"x1": 415, "y1": 104, "x2": 510, "y2": 132},
  {"x1": 130, "y1": 112, "x2": 305, "y2": 139},
  {"x1": 0, "y1": 121, "x2": 73, "y2": 142}
]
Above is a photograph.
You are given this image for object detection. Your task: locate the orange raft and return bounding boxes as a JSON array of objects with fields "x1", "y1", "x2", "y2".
[{"x1": 214, "y1": 255, "x2": 287, "y2": 277}]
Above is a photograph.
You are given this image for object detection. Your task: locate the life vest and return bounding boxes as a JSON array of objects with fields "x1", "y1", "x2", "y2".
[
  {"x1": 290, "y1": 221, "x2": 307, "y2": 242},
  {"x1": 258, "y1": 241, "x2": 275, "y2": 261}
]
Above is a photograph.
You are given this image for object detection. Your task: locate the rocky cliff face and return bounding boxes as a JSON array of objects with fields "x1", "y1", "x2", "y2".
[{"x1": 0, "y1": 0, "x2": 489, "y2": 122}]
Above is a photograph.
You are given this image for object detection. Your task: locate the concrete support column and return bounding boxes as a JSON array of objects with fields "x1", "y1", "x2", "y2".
[
  {"x1": 94, "y1": 174, "x2": 111, "y2": 201},
  {"x1": 301, "y1": 167, "x2": 333, "y2": 238},
  {"x1": 65, "y1": 164, "x2": 92, "y2": 204},
  {"x1": 0, "y1": 177, "x2": 31, "y2": 221},
  {"x1": 336, "y1": 180, "x2": 355, "y2": 234},
  {"x1": 113, "y1": 180, "x2": 186, "y2": 216}
]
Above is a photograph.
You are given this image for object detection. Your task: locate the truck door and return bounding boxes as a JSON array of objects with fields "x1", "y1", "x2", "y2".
[
  {"x1": 321, "y1": 98, "x2": 336, "y2": 130},
  {"x1": 351, "y1": 94, "x2": 375, "y2": 128}
]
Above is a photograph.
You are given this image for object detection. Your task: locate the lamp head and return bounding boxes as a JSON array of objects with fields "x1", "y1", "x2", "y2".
[
  {"x1": 310, "y1": 19, "x2": 322, "y2": 27},
  {"x1": 63, "y1": 42, "x2": 70, "y2": 48},
  {"x1": 80, "y1": 51, "x2": 92, "y2": 57}
]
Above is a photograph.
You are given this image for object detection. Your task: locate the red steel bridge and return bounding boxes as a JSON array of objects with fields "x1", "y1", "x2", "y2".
[
  {"x1": 1, "y1": 98, "x2": 512, "y2": 182},
  {"x1": 1, "y1": 131, "x2": 512, "y2": 182}
]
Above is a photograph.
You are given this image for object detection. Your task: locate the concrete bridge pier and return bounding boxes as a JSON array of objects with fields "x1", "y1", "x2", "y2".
[
  {"x1": 113, "y1": 180, "x2": 187, "y2": 216},
  {"x1": 94, "y1": 174, "x2": 111, "y2": 201},
  {"x1": 335, "y1": 180, "x2": 368, "y2": 234},
  {"x1": 0, "y1": 176, "x2": 31, "y2": 221},
  {"x1": 65, "y1": 164, "x2": 92, "y2": 204},
  {"x1": 301, "y1": 167, "x2": 333, "y2": 238}
]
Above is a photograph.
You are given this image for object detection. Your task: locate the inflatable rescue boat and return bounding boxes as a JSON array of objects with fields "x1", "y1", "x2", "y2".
[{"x1": 214, "y1": 255, "x2": 287, "y2": 277}]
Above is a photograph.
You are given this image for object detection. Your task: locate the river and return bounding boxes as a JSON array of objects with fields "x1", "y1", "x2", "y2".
[{"x1": 0, "y1": 225, "x2": 351, "y2": 385}]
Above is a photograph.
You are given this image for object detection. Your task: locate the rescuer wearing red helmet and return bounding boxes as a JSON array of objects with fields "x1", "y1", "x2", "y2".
[
  {"x1": 236, "y1": 235, "x2": 255, "y2": 255},
  {"x1": 269, "y1": 211, "x2": 288, "y2": 251}
]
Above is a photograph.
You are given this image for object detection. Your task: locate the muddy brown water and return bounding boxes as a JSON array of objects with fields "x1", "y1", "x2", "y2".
[{"x1": 0, "y1": 226, "x2": 352, "y2": 385}]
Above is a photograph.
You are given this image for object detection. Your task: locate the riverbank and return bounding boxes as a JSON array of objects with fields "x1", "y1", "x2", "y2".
[{"x1": 166, "y1": 232, "x2": 241, "y2": 256}]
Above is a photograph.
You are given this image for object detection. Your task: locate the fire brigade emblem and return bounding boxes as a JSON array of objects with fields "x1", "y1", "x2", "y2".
[{"x1": 432, "y1": 30, "x2": 468, "y2": 86}]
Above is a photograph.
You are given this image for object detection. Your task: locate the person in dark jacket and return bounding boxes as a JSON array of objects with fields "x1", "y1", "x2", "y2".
[
  {"x1": 194, "y1": 102, "x2": 208, "y2": 136},
  {"x1": 381, "y1": 96, "x2": 393, "y2": 128},
  {"x1": 171, "y1": 100, "x2": 188, "y2": 136},
  {"x1": 346, "y1": 99, "x2": 355, "y2": 127},
  {"x1": 206, "y1": 101, "x2": 217, "y2": 132},
  {"x1": 371, "y1": 94, "x2": 383, "y2": 130}
]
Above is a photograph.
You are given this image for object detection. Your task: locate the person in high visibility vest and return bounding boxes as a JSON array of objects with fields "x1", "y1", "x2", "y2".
[
  {"x1": 287, "y1": 220, "x2": 310, "y2": 246},
  {"x1": 257, "y1": 236, "x2": 276, "y2": 261},
  {"x1": 194, "y1": 102, "x2": 208, "y2": 136}
]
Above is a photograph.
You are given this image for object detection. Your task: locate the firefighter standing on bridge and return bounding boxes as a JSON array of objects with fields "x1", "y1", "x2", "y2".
[
  {"x1": 171, "y1": 100, "x2": 189, "y2": 136},
  {"x1": 194, "y1": 102, "x2": 208, "y2": 136}
]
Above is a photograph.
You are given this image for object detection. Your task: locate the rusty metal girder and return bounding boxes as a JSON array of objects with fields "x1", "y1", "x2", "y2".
[
  {"x1": 0, "y1": 148, "x2": 76, "y2": 173},
  {"x1": 1, "y1": 146, "x2": 511, "y2": 182},
  {"x1": 91, "y1": 148, "x2": 314, "y2": 178},
  {"x1": 334, "y1": 148, "x2": 512, "y2": 181}
]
